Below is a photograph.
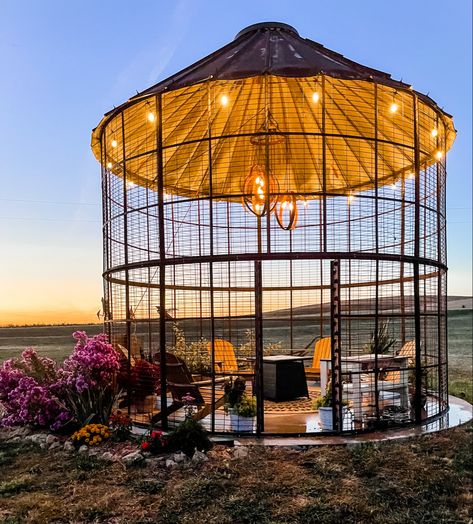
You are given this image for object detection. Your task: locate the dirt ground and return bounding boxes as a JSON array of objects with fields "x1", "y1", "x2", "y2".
[{"x1": 0, "y1": 424, "x2": 471, "y2": 524}]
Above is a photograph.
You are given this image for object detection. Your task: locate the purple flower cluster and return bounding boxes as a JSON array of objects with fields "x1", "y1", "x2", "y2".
[
  {"x1": 0, "y1": 349, "x2": 69, "y2": 430},
  {"x1": 58, "y1": 331, "x2": 120, "y2": 392},
  {"x1": 0, "y1": 332, "x2": 121, "y2": 431}
]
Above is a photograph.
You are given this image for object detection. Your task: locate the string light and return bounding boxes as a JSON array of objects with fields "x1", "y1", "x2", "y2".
[
  {"x1": 408, "y1": 172, "x2": 415, "y2": 179},
  {"x1": 111, "y1": 139, "x2": 118, "y2": 148},
  {"x1": 220, "y1": 94, "x2": 229, "y2": 106},
  {"x1": 126, "y1": 181, "x2": 136, "y2": 190},
  {"x1": 147, "y1": 112, "x2": 156, "y2": 123},
  {"x1": 347, "y1": 194, "x2": 355, "y2": 204},
  {"x1": 312, "y1": 92, "x2": 320, "y2": 103},
  {"x1": 390, "y1": 102, "x2": 399, "y2": 113},
  {"x1": 435, "y1": 151, "x2": 443, "y2": 160},
  {"x1": 431, "y1": 128, "x2": 438, "y2": 137},
  {"x1": 106, "y1": 162, "x2": 113, "y2": 169}
]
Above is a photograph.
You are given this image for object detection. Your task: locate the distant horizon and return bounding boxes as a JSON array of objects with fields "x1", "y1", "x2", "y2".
[{"x1": 1, "y1": 294, "x2": 471, "y2": 328}]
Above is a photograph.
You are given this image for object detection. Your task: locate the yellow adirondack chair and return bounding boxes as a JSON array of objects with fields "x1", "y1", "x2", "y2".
[
  {"x1": 305, "y1": 337, "x2": 332, "y2": 380},
  {"x1": 207, "y1": 339, "x2": 253, "y2": 375}
]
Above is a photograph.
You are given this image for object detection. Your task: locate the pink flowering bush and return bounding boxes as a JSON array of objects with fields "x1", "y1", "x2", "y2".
[
  {"x1": 0, "y1": 349, "x2": 70, "y2": 430},
  {"x1": 0, "y1": 331, "x2": 122, "y2": 431},
  {"x1": 52, "y1": 331, "x2": 121, "y2": 426}
]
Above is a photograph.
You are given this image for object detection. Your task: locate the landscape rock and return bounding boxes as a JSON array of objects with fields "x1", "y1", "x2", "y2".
[
  {"x1": 48, "y1": 441, "x2": 61, "y2": 450},
  {"x1": 46, "y1": 434, "x2": 59, "y2": 445},
  {"x1": 172, "y1": 452, "x2": 187, "y2": 463},
  {"x1": 78, "y1": 445, "x2": 89, "y2": 454},
  {"x1": 165, "y1": 459, "x2": 177, "y2": 468},
  {"x1": 25, "y1": 433, "x2": 48, "y2": 445},
  {"x1": 192, "y1": 450, "x2": 209, "y2": 463},
  {"x1": 122, "y1": 451, "x2": 145, "y2": 466},
  {"x1": 101, "y1": 451, "x2": 116, "y2": 462},
  {"x1": 233, "y1": 446, "x2": 249, "y2": 459},
  {"x1": 63, "y1": 440, "x2": 75, "y2": 452}
]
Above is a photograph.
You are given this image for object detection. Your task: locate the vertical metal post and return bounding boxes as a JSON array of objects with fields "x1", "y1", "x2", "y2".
[
  {"x1": 321, "y1": 75, "x2": 327, "y2": 252},
  {"x1": 373, "y1": 84, "x2": 380, "y2": 424},
  {"x1": 330, "y1": 260, "x2": 342, "y2": 432},
  {"x1": 207, "y1": 82, "x2": 216, "y2": 433},
  {"x1": 156, "y1": 93, "x2": 168, "y2": 429},
  {"x1": 254, "y1": 252, "x2": 264, "y2": 434},
  {"x1": 100, "y1": 135, "x2": 111, "y2": 340},
  {"x1": 120, "y1": 112, "x2": 132, "y2": 416},
  {"x1": 412, "y1": 93, "x2": 423, "y2": 423}
]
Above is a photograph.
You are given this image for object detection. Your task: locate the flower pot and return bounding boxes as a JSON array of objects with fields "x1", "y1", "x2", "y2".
[
  {"x1": 229, "y1": 411, "x2": 255, "y2": 432},
  {"x1": 318, "y1": 406, "x2": 347, "y2": 431}
]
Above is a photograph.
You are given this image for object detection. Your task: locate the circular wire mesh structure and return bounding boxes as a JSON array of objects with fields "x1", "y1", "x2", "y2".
[{"x1": 92, "y1": 23, "x2": 455, "y2": 435}]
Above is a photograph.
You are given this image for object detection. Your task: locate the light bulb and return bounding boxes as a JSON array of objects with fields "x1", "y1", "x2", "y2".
[
  {"x1": 431, "y1": 128, "x2": 438, "y2": 137},
  {"x1": 312, "y1": 92, "x2": 320, "y2": 103},
  {"x1": 111, "y1": 139, "x2": 118, "y2": 148},
  {"x1": 281, "y1": 201, "x2": 287, "y2": 209},
  {"x1": 347, "y1": 194, "x2": 355, "y2": 204},
  {"x1": 391, "y1": 183, "x2": 397, "y2": 189},
  {"x1": 255, "y1": 176, "x2": 262, "y2": 186},
  {"x1": 106, "y1": 162, "x2": 112, "y2": 169},
  {"x1": 408, "y1": 172, "x2": 415, "y2": 179},
  {"x1": 147, "y1": 112, "x2": 155, "y2": 123},
  {"x1": 255, "y1": 204, "x2": 261, "y2": 212},
  {"x1": 257, "y1": 186, "x2": 264, "y2": 195},
  {"x1": 435, "y1": 151, "x2": 443, "y2": 160},
  {"x1": 220, "y1": 95, "x2": 229, "y2": 106},
  {"x1": 390, "y1": 102, "x2": 399, "y2": 113},
  {"x1": 288, "y1": 202, "x2": 294, "y2": 211}
]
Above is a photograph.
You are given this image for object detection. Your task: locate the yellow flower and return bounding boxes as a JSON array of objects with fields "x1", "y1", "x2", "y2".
[
  {"x1": 96, "y1": 436, "x2": 102, "y2": 443},
  {"x1": 85, "y1": 438, "x2": 89, "y2": 443}
]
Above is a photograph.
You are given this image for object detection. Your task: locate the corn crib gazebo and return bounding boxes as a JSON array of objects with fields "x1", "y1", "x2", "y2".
[{"x1": 92, "y1": 22, "x2": 455, "y2": 435}]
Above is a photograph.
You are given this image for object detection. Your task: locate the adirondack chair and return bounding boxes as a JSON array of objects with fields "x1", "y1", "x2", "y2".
[
  {"x1": 207, "y1": 339, "x2": 254, "y2": 376},
  {"x1": 151, "y1": 352, "x2": 227, "y2": 424},
  {"x1": 304, "y1": 337, "x2": 332, "y2": 380}
]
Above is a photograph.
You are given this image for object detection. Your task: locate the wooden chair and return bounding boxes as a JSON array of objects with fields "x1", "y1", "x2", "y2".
[
  {"x1": 207, "y1": 339, "x2": 254, "y2": 376},
  {"x1": 382, "y1": 340, "x2": 415, "y2": 383},
  {"x1": 151, "y1": 353, "x2": 227, "y2": 424},
  {"x1": 305, "y1": 337, "x2": 332, "y2": 380}
]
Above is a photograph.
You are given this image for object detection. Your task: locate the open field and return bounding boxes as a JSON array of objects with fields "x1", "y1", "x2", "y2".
[{"x1": 0, "y1": 425, "x2": 471, "y2": 523}]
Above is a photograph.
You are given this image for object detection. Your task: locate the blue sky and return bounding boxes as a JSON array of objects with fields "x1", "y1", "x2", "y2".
[{"x1": 0, "y1": 0, "x2": 471, "y2": 324}]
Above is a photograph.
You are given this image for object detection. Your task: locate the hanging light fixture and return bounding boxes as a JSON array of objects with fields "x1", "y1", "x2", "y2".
[{"x1": 275, "y1": 193, "x2": 299, "y2": 230}]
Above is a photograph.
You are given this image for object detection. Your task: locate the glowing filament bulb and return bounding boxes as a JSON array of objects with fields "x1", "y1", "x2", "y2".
[
  {"x1": 288, "y1": 202, "x2": 294, "y2": 211},
  {"x1": 408, "y1": 172, "x2": 415, "y2": 179},
  {"x1": 220, "y1": 94, "x2": 229, "y2": 106},
  {"x1": 147, "y1": 112, "x2": 155, "y2": 123},
  {"x1": 431, "y1": 128, "x2": 438, "y2": 137},
  {"x1": 312, "y1": 92, "x2": 320, "y2": 103},
  {"x1": 255, "y1": 176, "x2": 263, "y2": 186},
  {"x1": 435, "y1": 151, "x2": 443, "y2": 160},
  {"x1": 111, "y1": 139, "x2": 118, "y2": 148},
  {"x1": 390, "y1": 102, "x2": 399, "y2": 113},
  {"x1": 106, "y1": 162, "x2": 112, "y2": 169},
  {"x1": 347, "y1": 194, "x2": 355, "y2": 204},
  {"x1": 281, "y1": 201, "x2": 287, "y2": 209},
  {"x1": 254, "y1": 204, "x2": 261, "y2": 212}
]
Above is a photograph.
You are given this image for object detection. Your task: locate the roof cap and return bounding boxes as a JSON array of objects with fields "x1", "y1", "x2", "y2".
[{"x1": 235, "y1": 22, "x2": 299, "y2": 40}]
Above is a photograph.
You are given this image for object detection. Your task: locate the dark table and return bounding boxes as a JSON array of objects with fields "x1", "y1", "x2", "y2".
[{"x1": 262, "y1": 356, "x2": 309, "y2": 402}]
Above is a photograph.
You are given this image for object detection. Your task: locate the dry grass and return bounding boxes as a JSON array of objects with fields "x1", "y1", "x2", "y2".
[{"x1": 0, "y1": 425, "x2": 471, "y2": 524}]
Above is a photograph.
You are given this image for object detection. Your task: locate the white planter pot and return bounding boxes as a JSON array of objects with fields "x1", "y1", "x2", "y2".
[
  {"x1": 318, "y1": 406, "x2": 347, "y2": 431},
  {"x1": 229, "y1": 411, "x2": 256, "y2": 432}
]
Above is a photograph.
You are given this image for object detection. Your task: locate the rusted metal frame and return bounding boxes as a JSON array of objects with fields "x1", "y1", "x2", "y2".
[
  {"x1": 289, "y1": 234, "x2": 294, "y2": 349},
  {"x1": 100, "y1": 135, "x2": 112, "y2": 339},
  {"x1": 119, "y1": 112, "x2": 133, "y2": 418},
  {"x1": 156, "y1": 93, "x2": 168, "y2": 429},
  {"x1": 207, "y1": 82, "x2": 217, "y2": 433},
  {"x1": 322, "y1": 75, "x2": 328, "y2": 252},
  {"x1": 400, "y1": 175, "x2": 406, "y2": 345},
  {"x1": 412, "y1": 94, "x2": 423, "y2": 424},
  {"x1": 146, "y1": 118, "x2": 153, "y2": 358},
  {"x1": 264, "y1": 74, "x2": 271, "y2": 253},
  {"x1": 254, "y1": 252, "x2": 264, "y2": 434},
  {"x1": 330, "y1": 260, "x2": 343, "y2": 432},
  {"x1": 198, "y1": 198, "x2": 203, "y2": 339},
  {"x1": 373, "y1": 83, "x2": 380, "y2": 425},
  {"x1": 107, "y1": 251, "x2": 447, "y2": 273},
  {"x1": 227, "y1": 200, "x2": 232, "y2": 342}
]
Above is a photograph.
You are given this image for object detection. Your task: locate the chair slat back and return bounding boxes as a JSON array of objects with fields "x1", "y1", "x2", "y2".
[
  {"x1": 165, "y1": 352, "x2": 205, "y2": 405},
  {"x1": 312, "y1": 337, "x2": 332, "y2": 372},
  {"x1": 208, "y1": 339, "x2": 238, "y2": 373}
]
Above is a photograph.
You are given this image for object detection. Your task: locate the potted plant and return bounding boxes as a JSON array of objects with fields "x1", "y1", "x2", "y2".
[
  {"x1": 363, "y1": 322, "x2": 397, "y2": 355},
  {"x1": 313, "y1": 381, "x2": 348, "y2": 431},
  {"x1": 224, "y1": 377, "x2": 257, "y2": 432}
]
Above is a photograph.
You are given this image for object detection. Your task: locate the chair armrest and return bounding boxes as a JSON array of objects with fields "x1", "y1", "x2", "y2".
[{"x1": 192, "y1": 376, "x2": 229, "y2": 386}]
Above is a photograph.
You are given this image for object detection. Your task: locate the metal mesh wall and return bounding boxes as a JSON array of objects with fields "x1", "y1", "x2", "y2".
[{"x1": 99, "y1": 76, "x2": 448, "y2": 435}]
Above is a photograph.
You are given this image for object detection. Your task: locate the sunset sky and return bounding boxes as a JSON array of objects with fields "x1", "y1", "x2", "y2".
[{"x1": 0, "y1": 0, "x2": 471, "y2": 325}]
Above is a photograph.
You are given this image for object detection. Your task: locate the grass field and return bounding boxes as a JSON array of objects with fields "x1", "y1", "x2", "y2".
[{"x1": 0, "y1": 311, "x2": 471, "y2": 402}]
